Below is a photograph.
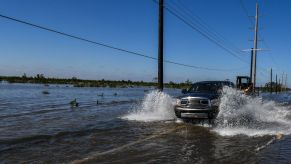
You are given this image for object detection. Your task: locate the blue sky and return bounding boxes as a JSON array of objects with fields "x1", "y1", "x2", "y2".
[{"x1": 0, "y1": 0, "x2": 290, "y2": 86}]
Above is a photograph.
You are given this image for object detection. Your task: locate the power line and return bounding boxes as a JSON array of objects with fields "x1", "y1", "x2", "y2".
[
  {"x1": 0, "y1": 14, "x2": 156, "y2": 60},
  {"x1": 0, "y1": 13, "x2": 235, "y2": 72},
  {"x1": 239, "y1": 0, "x2": 278, "y2": 70},
  {"x1": 240, "y1": 0, "x2": 255, "y2": 25},
  {"x1": 239, "y1": 0, "x2": 276, "y2": 80},
  {"x1": 152, "y1": 0, "x2": 248, "y2": 64},
  {"x1": 175, "y1": 0, "x2": 245, "y2": 55},
  {"x1": 240, "y1": 0, "x2": 269, "y2": 50}
]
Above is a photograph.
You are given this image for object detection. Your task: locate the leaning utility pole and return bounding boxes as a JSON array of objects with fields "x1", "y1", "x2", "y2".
[
  {"x1": 251, "y1": 3, "x2": 259, "y2": 92},
  {"x1": 270, "y1": 68, "x2": 273, "y2": 94},
  {"x1": 158, "y1": 0, "x2": 164, "y2": 91}
]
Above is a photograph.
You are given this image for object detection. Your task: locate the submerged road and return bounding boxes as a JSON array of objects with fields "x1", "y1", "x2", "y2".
[{"x1": 0, "y1": 83, "x2": 291, "y2": 163}]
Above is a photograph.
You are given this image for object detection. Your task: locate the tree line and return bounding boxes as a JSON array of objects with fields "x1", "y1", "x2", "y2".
[{"x1": 0, "y1": 74, "x2": 192, "y2": 89}]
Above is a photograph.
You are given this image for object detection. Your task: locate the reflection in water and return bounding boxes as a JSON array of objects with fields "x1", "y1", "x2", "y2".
[{"x1": 178, "y1": 126, "x2": 216, "y2": 163}]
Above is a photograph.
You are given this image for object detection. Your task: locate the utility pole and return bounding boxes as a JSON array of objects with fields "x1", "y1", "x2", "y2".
[
  {"x1": 251, "y1": 3, "x2": 259, "y2": 93},
  {"x1": 285, "y1": 74, "x2": 288, "y2": 92},
  {"x1": 250, "y1": 48, "x2": 253, "y2": 83},
  {"x1": 270, "y1": 68, "x2": 273, "y2": 94},
  {"x1": 276, "y1": 74, "x2": 278, "y2": 94},
  {"x1": 158, "y1": 0, "x2": 164, "y2": 91},
  {"x1": 282, "y1": 73, "x2": 284, "y2": 92},
  {"x1": 279, "y1": 78, "x2": 281, "y2": 93}
]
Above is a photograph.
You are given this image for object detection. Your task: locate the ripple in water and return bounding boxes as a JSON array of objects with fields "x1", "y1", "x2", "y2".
[
  {"x1": 213, "y1": 86, "x2": 291, "y2": 136},
  {"x1": 122, "y1": 90, "x2": 176, "y2": 122}
]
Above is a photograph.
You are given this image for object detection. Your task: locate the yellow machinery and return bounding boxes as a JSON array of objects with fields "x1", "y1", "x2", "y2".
[{"x1": 236, "y1": 76, "x2": 251, "y2": 90}]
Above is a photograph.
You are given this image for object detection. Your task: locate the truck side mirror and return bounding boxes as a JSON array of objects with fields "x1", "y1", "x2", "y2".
[{"x1": 181, "y1": 89, "x2": 187, "y2": 94}]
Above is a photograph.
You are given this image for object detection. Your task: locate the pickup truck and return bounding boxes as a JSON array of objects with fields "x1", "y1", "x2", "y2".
[{"x1": 174, "y1": 81, "x2": 234, "y2": 120}]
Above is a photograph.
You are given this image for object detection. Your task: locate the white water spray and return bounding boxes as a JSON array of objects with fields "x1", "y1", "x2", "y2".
[
  {"x1": 122, "y1": 90, "x2": 176, "y2": 122},
  {"x1": 213, "y1": 87, "x2": 291, "y2": 136}
]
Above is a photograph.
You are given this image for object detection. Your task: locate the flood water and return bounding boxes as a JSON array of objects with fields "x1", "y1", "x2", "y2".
[{"x1": 0, "y1": 83, "x2": 291, "y2": 163}]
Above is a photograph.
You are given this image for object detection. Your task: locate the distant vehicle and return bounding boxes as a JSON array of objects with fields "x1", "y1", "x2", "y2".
[
  {"x1": 236, "y1": 76, "x2": 255, "y2": 95},
  {"x1": 236, "y1": 76, "x2": 251, "y2": 90},
  {"x1": 174, "y1": 81, "x2": 234, "y2": 120}
]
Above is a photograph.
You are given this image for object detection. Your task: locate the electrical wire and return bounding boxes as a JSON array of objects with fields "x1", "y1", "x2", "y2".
[
  {"x1": 239, "y1": 0, "x2": 279, "y2": 72},
  {"x1": 174, "y1": 0, "x2": 246, "y2": 55},
  {"x1": 0, "y1": 13, "x2": 236, "y2": 72},
  {"x1": 152, "y1": 0, "x2": 248, "y2": 64}
]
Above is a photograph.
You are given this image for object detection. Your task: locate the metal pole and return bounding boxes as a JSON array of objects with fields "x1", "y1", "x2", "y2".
[
  {"x1": 286, "y1": 74, "x2": 288, "y2": 92},
  {"x1": 276, "y1": 74, "x2": 278, "y2": 94},
  {"x1": 279, "y1": 78, "x2": 281, "y2": 93},
  {"x1": 158, "y1": 0, "x2": 164, "y2": 91},
  {"x1": 285, "y1": 74, "x2": 287, "y2": 92},
  {"x1": 270, "y1": 68, "x2": 273, "y2": 94},
  {"x1": 252, "y1": 3, "x2": 259, "y2": 92},
  {"x1": 250, "y1": 48, "x2": 253, "y2": 83},
  {"x1": 282, "y1": 73, "x2": 284, "y2": 92}
]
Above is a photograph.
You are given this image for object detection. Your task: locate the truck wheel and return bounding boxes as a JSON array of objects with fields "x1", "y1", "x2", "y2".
[
  {"x1": 208, "y1": 112, "x2": 214, "y2": 119},
  {"x1": 175, "y1": 111, "x2": 181, "y2": 118}
]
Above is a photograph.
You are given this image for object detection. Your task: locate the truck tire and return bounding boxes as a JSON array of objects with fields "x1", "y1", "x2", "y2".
[
  {"x1": 208, "y1": 112, "x2": 214, "y2": 119},
  {"x1": 175, "y1": 111, "x2": 181, "y2": 118}
]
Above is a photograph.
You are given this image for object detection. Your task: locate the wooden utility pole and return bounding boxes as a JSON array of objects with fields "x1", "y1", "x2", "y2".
[
  {"x1": 270, "y1": 68, "x2": 273, "y2": 94},
  {"x1": 158, "y1": 0, "x2": 164, "y2": 91},
  {"x1": 251, "y1": 3, "x2": 259, "y2": 92}
]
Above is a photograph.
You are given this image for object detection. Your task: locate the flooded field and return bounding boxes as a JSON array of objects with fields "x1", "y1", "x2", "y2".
[{"x1": 1, "y1": 83, "x2": 291, "y2": 163}]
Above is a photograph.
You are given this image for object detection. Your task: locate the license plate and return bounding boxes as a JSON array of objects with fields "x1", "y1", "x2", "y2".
[{"x1": 181, "y1": 113, "x2": 208, "y2": 118}]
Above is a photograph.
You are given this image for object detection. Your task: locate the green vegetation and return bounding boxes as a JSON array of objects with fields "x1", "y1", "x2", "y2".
[
  {"x1": 259, "y1": 82, "x2": 290, "y2": 92},
  {"x1": 0, "y1": 74, "x2": 191, "y2": 89}
]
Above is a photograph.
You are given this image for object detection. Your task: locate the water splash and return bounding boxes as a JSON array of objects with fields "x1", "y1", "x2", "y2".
[
  {"x1": 122, "y1": 90, "x2": 176, "y2": 122},
  {"x1": 213, "y1": 86, "x2": 291, "y2": 136}
]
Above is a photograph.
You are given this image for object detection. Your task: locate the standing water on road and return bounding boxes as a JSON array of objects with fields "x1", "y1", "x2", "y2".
[{"x1": 1, "y1": 83, "x2": 291, "y2": 163}]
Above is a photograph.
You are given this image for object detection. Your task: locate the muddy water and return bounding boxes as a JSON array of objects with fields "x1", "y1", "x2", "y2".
[{"x1": 0, "y1": 83, "x2": 291, "y2": 163}]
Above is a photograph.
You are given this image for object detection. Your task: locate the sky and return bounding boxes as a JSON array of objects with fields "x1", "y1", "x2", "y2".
[{"x1": 0, "y1": 0, "x2": 290, "y2": 86}]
